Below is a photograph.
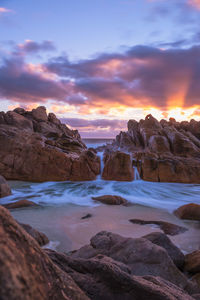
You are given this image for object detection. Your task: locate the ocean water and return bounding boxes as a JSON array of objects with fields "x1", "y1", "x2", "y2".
[{"x1": 1, "y1": 138, "x2": 200, "y2": 213}]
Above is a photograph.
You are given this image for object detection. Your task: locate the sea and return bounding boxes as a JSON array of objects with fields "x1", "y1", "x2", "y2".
[{"x1": 2, "y1": 138, "x2": 200, "y2": 253}]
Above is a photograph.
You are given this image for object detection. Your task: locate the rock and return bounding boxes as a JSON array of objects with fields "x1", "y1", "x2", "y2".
[
  {"x1": 185, "y1": 251, "x2": 200, "y2": 273},
  {"x1": 0, "y1": 107, "x2": 100, "y2": 182},
  {"x1": 71, "y1": 231, "x2": 197, "y2": 293},
  {"x1": 143, "y1": 232, "x2": 185, "y2": 268},
  {"x1": 0, "y1": 205, "x2": 89, "y2": 300},
  {"x1": 81, "y1": 214, "x2": 92, "y2": 220},
  {"x1": 103, "y1": 114, "x2": 200, "y2": 183},
  {"x1": 102, "y1": 151, "x2": 134, "y2": 181},
  {"x1": 92, "y1": 195, "x2": 128, "y2": 205},
  {"x1": 3, "y1": 199, "x2": 38, "y2": 209},
  {"x1": 19, "y1": 222, "x2": 49, "y2": 246},
  {"x1": 129, "y1": 219, "x2": 188, "y2": 236},
  {"x1": 0, "y1": 175, "x2": 11, "y2": 198},
  {"x1": 192, "y1": 274, "x2": 200, "y2": 287},
  {"x1": 31, "y1": 106, "x2": 48, "y2": 122},
  {"x1": 47, "y1": 249, "x2": 194, "y2": 300},
  {"x1": 174, "y1": 204, "x2": 200, "y2": 220},
  {"x1": 4, "y1": 111, "x2": 33, "y2": 130}
]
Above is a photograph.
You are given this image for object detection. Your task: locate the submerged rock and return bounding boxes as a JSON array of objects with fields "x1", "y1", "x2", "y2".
[
  {"x1": 92, "y1": 195, "x2": 128, "y2": 205},
  {"x1": 129, "y1": 219, "x2": 188, "y2": 236},
  {"x1": 0, "y1": 106, "x2": 100, "y2": 182},
  {"x1": 3, "y1": 199, "x2": 38, "y2": 209},
  {"x1": 174, "y1": 203, "x2": 200, "y2": 221},
  {"x1": 0, "y1": 175, "x2": 11, "y2": 198}
]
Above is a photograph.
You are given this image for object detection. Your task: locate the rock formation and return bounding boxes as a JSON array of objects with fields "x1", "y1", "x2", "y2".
[
  {"x1": 0, "y1": 106, "x2": 100, "y2": 182},
  {"x1": 101, "y1": 114, "x2": 200, "y2": 183}
]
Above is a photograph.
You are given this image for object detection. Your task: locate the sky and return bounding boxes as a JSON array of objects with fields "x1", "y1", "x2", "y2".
[{"x1": 1, "y1": 0, "x2": 200, "y2": 137}]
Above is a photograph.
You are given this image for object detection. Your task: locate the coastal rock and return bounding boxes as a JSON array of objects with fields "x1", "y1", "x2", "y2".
[
  {"x1": 185, "y1": 251, "x2": 200, "y2": 273},
  {"x1": 174, "y1": 203, "x2": 200, "y2": 220},
  {"x1": 143, "y1": 232, "x2": 185, "y2": 268},
  {"x1": 0, "y1": 107, "x2": 100, "y2": 182},
  {"x1": 107, "y1": 114, "x2": 200, "y2": 183},
  {"x1": 0, "y1": 205, "x2": 89, "y2": 300},
  {"x1": 92, "y1": 195, "x2": 128, "y2": 205},
  {"x1": 71, "y1": 231, "x2": 197, "y2": 293},
  {"x1": 102, "y1": 151, "x2": 134, "y2": 181},
  {"x1": 3, "y1": 199, "x2": 38, "y2": 209},
  {"x1": 129, "y1": 219, "x2": 188, "y2": 236},
  {"x1": 19, "y1": 222, "x2": 49, "y2": 246},
  {"x1": 47, "y1": 249, "x2": 194, "y2": 300},
  {"x1": 0, "y1": 175, "x2": 11, "y2": 198}
]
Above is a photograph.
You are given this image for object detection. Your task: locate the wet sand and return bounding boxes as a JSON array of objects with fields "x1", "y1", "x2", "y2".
[{"x1": 11, "y1": 203, "x2": 200, "y2": 254}]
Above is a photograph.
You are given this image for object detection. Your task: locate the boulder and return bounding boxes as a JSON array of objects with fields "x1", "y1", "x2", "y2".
[
  {"x1": 102, "y1": 151, "x2": 134, "y2": 181},
  {"x1": 71, "y1": 231, "x2": 197, "y2": 293},
  {"x1": 47, "y1": 250, "x2": 194, "y2": 300},
  {"x1": 3, "y1": 199, "x2": 38, "y2": 209},
  {"x1": 174, "y1": 204, "x2": 200, "y2": 221},
  {"x1": 19, "y1": 222, "x2": 49, "y2": 246},
  {"x1": 92, "y1": 195, "x2": 128, "y2": 205},
  {"x1": 0, "y1": 205, "x2": 89, "y2": 300},
  {"x1": 143, "y1": 232, "x2": 185, "y2": 269},
  {"x1": 185, "y1": 251, "x2": 200, "y2": 273},
  {"x1": 0, "y1": 175, "x2": 11, "y2": 198},
  {"x1": 31, "y1": 106, "x2": 48, "y2": 122},
  {"x1": 129, "y1": 219, "x2": 188, "y2": 236}
]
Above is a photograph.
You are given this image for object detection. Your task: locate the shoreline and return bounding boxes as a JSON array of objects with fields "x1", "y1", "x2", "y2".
[{"x1": 11, "y1": 203, "x2": 200, "y2": 253}]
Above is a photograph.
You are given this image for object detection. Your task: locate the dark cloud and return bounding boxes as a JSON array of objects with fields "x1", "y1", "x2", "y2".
[
  {"x1": 1, "y1": 42, "x2": 200, "y2": 111},
  {"x1": 13, "y1": 40, "x2": 56, "y2": 56},
  {"x1": 0, "y1": 55, "x2": 72, "y2": 102}
]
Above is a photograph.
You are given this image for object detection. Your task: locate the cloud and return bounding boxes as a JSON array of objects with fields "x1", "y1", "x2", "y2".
[
  {"x1": 16, "y1": 40, "x2": 56, "y2": 55},
  {"x1": 1, "y1": 41, "x2": 200, "y2": 117},
  {"x1": 0, "y1": 7, "x2": 12, "y2": 14},
  {"x1": 188, "y1": 0, "x2": 200, "y2": 9},
  {"x1": 60, "y1": 117, "x2": 127, "y2": 138}
]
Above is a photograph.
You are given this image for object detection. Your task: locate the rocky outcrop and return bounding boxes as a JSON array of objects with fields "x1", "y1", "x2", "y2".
[
  {"x1": 174, "y1": 204, "x2": 200, "y2": 221},
  {"x1": 103, "y1": 114, "x2": 200, "y2": 183},
  {"x1": 0, "y1": 175, "x2": 11, "y2": 198},
  {"x1": 3, "y1": 199, "x2": 38, "y2": 209},
  {"x1": 129, "y1": 219, "x2": 188, "y2": 236},
  {"x1": 102, "y1": 151, "x2": 134, "y2": 181},
  {"x1": 0, "y1": 106, "x2": 100, "y2": 182},
  {"x1": 47, "y1": 250, "x2": 195, "y2": 300},
  {"x1": 92, "y1": 195, "x2": 128, "y2": 205},
  {"x1": 71, "y1": 231, "x2": 198, "y2": 294},
  {"x1": 0, "y1": 205, "x2": 89, "y2": 300}
]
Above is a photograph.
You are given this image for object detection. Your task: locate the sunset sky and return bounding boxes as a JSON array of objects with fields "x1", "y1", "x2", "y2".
[{"x1": 1, "y1": 0, "x2": 200, "y2": 137}]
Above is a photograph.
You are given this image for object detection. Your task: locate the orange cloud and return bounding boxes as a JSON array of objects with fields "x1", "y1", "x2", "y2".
[{"x1": 188, "y1": 0, "x2": 200, "y2": 9}]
